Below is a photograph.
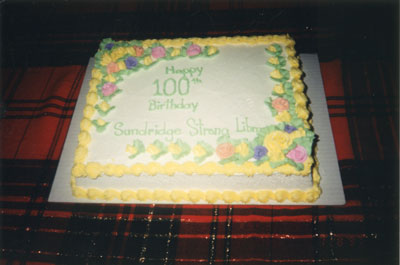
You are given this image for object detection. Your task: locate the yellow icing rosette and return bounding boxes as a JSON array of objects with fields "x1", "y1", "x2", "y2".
[
  {"x1": 270, "y1": 69, "x2": 283, "y2": 79},
  {"x1": 89, "y1": 78, "x2": 100, "y2": 92},
  {"x1": 235, "y1": 142, "x2": 249, "y2": 157},
  {"x1": 143, "y1": 56, "x2": 153, "y2": 66},
  {"x1": 273, "y1": 83, "x2": 284, "y2": 94},
  {"x1": 86, "y1": 92, "x2": 98, "y2": 105},
  {"x1": 275, "y1": 110, "x2": 291, "y2": 122},
  {"x1": 96, "y1": 118, "x2": 106, "y2": 126},
  {"x1": 100, "y1": 53, "x2": 113, "y2": 66},
  {"x1": 110, "y1": 47, "x2": 127, "y2": 61},
  {"x1": 117, "y1": 60, "x2": 127, "y2": 70},
  {"x1": 83, "y1": 105, "x2": 95, "y2": 118},
  {"x1": 263, "y1": 130, "x2": 292, "y2": 162},
  {"x1": 125, "y1": 46, "x2": 136, "y2": 56},
  {"x1": 207, "y1": 46, "x2": 218, "y2": 56},
  {"x1": 268, "y1": 56, "x2": 279, "y2": 65},
  {"x1": 192, "y1": 144, "x2": 206, "y2": 157},
  {"x1": 98, "y1": 101, "x2": 111, "y2": 112},
  {"x1": 126, "y1": 144, "x2": 138, "y2": 155},
  {"x1": 146, "y1": 144, "x2": 160, "y2": 156},
  {"x1": 105, "y1": 74, "x2": 116, "y2": 83},
  {"x1": 91, "y1": 68, "x2": 103, "y2": 79},
  {"x1": 168, "y1": 143, "x2": 182, "y2": 155},
  {"x1": 170, "y1": 48, "x2": 181, "y2": 57},
  {"x1": 267, "y1": 45, "x2": 277, "y2": 53}
]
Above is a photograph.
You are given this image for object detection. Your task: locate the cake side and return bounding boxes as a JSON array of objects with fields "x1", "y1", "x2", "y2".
[{"x1": 70, "y1": 35, "x2": 322, "y2": 203}]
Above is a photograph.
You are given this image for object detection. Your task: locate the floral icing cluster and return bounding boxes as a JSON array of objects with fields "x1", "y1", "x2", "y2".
[
  {"x1": 89, "y1": 38, "x2": 219, "y2": 132},
  {"x1": 126, "y1": 138, "x2": 212, "y2": 164},
  {"x1": 264, "y1": 44, "x2": 304, "y2": 126},
  {"x1": 260, "y1": 43, "x2": 313, "y2": 169},
  {"x1": 126, "y1": 122, "x2": 314, "y2": 171}
]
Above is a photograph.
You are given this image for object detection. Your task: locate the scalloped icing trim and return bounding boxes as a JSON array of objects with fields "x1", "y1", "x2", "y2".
[
  {"x1": 71, "y1": 167, "x2": 321, "y2": 203},
  {"x1": 71, "y1": 34, "x2": 322, "y2": 203}
]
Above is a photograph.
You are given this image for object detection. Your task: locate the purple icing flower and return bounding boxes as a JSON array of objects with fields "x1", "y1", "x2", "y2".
[
  {"x1": 286, "y1": 145, "x2": 308, "y2": 163},
  {"x1": 254, "y1": 145, "x2": 268, "y2": 160},
  {"x1": 151, "y1": 46, "x2": 166, "y2": 59},
  {"x1": 186, "y1": 44, "x2": 202, "y2": 56},
  {"x1": 105, "y1": 43, "x2": 114, "y2": 50},
  {"x1": 124, "y1": 56, "x2": 138, "y2": 69},
  {"x1": 284, "y1": 124, "x2": 297, "y2": 133},
  {"x1": 102, "y1": 82, "x2": 117, "y2": 96}
]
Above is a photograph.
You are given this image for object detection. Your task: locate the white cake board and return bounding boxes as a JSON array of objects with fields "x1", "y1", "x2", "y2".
[{"x1": 49, "y1": 54, "x2": 346, "y2": 205}]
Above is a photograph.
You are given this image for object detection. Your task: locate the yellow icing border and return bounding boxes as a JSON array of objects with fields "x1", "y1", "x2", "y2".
[
  {"x1": 70, "y1": 166, "x2": 321, "y2": 203},
  {"x1": 71, "y1": 34, "x2": 321, "y2": 203}
]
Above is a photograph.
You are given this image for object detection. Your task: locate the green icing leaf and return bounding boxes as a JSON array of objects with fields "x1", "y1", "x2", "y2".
[
  {"x1": 265, "y1": 44, "x2": 283, "y2": 56},
  {"x1": 91, "y1": 120, "x2": 110, "y2": 133},
  {"x1": 254, "y1": 156, "x2": 269, "y2": 166},
  {"x1": 99, "y1": 38, "x2": 113, "y2": 50},
  {"x1": 266, "y1": 55, "x2": 287, "y2": 69},
  {"x1": 269, "y1": 159, "x2": 287, "y2": 169},
  {"x1": 171, "y1": 139, "x2": 191, "y2": 160},
  {"x1": 150, "y1": 140, "x2": 168, "y2": 160},
  {"x1": 283, "y1": 81, "x2": 293, "y2": 92},
  {"x1": 277, "y1": 55, "x2": 286, "y2": 67},
  {"x1": 264, "y1": 97, "x2": 278, "y2": 116},
  {"x1": 183, "y1": 42, "x2": 193, "y2": 49},
  {"x1": 204, "y1": 46, "x2": 220, "y2": 57},
  {"x1": 284, "y1": 142, "x2": 298, "y2": 155},
  {"x1": 219, "y1": 154, "x2": 240, "y2": 165},
  {"x1": 193, "y1": 141, "x2": 214, "y2": 164},
  {"x1": 272, "y1": 44, "x2": 283, "y2": 54},
  {"x1": 95, "y1": 104, "x2": 115, "y2": 117},
  {"x1": 290, "y1": 117, "x2": 305, "y2": 128},
  {"x1": 271, "y1": 69, "x2": 290, "y2": 82},
  {"x1": 293, "y1": 137, "x2": 314, "y2": 155},
  {"x1": 286, "y1": 158, "x2": 304, "y2": 171},
  {"x1": 216, "y1": 135, "x2": 231, "y2": 145},
  {"x1": 128, "y1": 40, "x2": 143, "y2": 47},
  {"x1": 128, "y1": 139, "x2": 145, "y2": 159}
]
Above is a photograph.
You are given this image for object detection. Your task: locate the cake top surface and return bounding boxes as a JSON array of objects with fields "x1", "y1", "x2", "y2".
[
  {"x1": 76, "y1": 35, "x2": 315, "y2": 177},
  {"x1": 68, "y1": 35, "x2": 322, "y2": 204}
]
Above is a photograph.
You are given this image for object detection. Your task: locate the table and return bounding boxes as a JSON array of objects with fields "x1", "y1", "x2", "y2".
[{"x1": 1, "y1": 1, "x2": 398, "y2": 264}]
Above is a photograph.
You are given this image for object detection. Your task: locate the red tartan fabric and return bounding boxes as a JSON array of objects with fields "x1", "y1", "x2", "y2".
[
  {"x1": 1, "y1": 66, "x2": 85, "y2": 160},
  {"x1": 320, "y1": 60, "x2": 354, "y2": 161}
]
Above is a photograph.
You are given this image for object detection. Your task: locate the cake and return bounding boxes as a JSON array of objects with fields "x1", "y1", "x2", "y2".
[{"x1": 70, "y1": 35, "x2": 321, "y2": 203}]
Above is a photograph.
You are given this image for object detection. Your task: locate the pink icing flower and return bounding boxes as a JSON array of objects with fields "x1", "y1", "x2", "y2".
[
  {"x1": 272, "y1": 97, "x2": 289, "y2": 112},
  {"x1": 106, "y1": 62, "x2": 119, "y2": 74},
  {"x1": 216, "y1": 143, "x2": 235, "y2": 159},
  {"x1": 134, "y1": 46, "x2": 144, "y2": 57},
  {"x1": 102, "y1": 82, "x2": 117, "y2": 96},
  {"x1": 151, "y1": 46, "x2": 166, "y2": 59},
  {"x1": 286, "y1": 145, "x2": 308, "y2": 163},
  {"x1": 186, "y1": 44, "x2": 202, "y2": 57}
]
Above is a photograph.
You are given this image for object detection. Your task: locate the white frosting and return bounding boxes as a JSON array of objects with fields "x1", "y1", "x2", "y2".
[
  {"x1": 88, "y1": 45, "x2": 280, "y2": 164},
  {"x1": 76, "y1": 173, "x2": 312, "y2": 192},
  {"x1": 83, "y1": 43, "x2": 313, "y2": 192}
]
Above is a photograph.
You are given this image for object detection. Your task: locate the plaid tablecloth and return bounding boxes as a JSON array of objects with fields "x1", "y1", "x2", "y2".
[{"x1": 1, "y1": 1, "x2": 398, "y2": 264}]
